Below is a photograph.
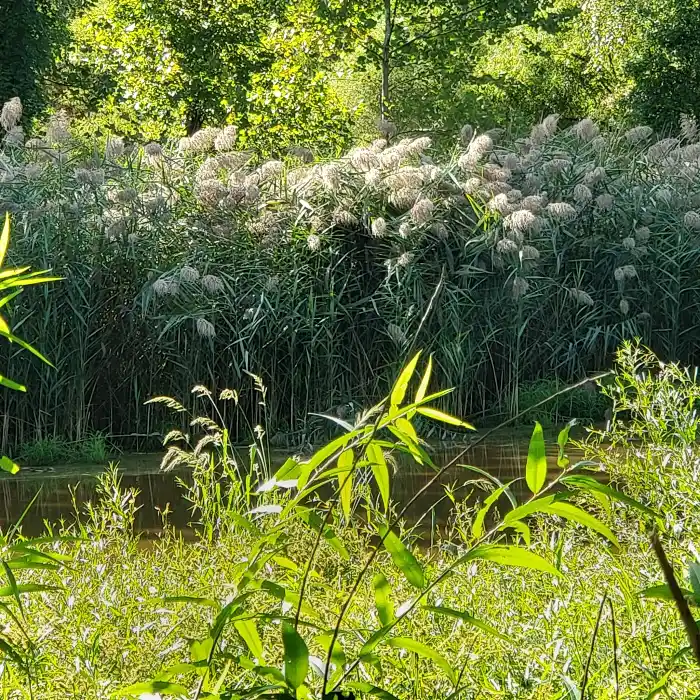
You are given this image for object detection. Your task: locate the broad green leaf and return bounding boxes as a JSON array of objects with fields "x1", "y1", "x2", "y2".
[
  {"x1": 503, "y1": 492, "x2": 573, "y2": 525},
  {"x1": 282, "y1": 621, "x2": 309, "y2": 689},
  {"x1": 190, "y1": 636, "x2": 214, "y2": 663},
  {"x1": 347, "y1": 682, "x2": 402, "y2": 700},
  {"x1": 0, "y1": 456, "x2": 19, "y2": 474},
  {"x1": 386, "y1": 424, "x2": 433, "y2": 468},
  {"x1": 467, "y1": 544, "x2": 562, "y2": 577},
  {"x1": 113, "y1": 680, "x2": 190, "y2": 697},
  {"x1": 0, "y1": 213, "x2": 9, "y2": 268},
  {"x1": 238, "y1": 655, "x2": 286, "y2": 683},
  {"x1": 508, "y1": 520, "x2": 531, "y2": 546},
  {"x1": 0, "y1": 375, "x2": 24, "y2": 392},
  {"x1": 316, "y1": 633, "x2": 346, "y2": 667},
  {"x1": 0, "y1": 329, "x2": 53, "y2": 367},
  {"x1": 0, "y1": 636, "x2": 23, "y2": 665},
  {"x1": 235, "y1": 619, "x2": 264, "y2": 662},
  {"x1": 556, "y1": 420, "x2": 575, "y2": 468},
  {"x1": 560, "y1": 475, "x2": 659, "y2": 519},
  {"x1": 645, "y1": 669, "x2": 673, "y2": 699},
  {"x1": 386, "y1": 637, "x2": 456, "y2": 683},
  {"x1": 416, "y1": 406, "x2": 475, "y2": 430},
  {"x1": 472, "y1": 481, "x2": 515, "y2": 539},
  {"x1": 539, "y1": 502, "x2": 619, "y2": 547},
  {"x1": 153, "y1": 662, "x2": 202, "y2": 681},
  {"x1": 373, "y1": 572, "x2": 394, "y2": 626},
  {"x1": 395, "y1": 417, "x2": 419, "y2": 445},
  {"x1": 525, "y1": 422, "x2": 547, "y2": 494},
  {"x1": 338, "y1": 447, "x2": 354, "y2": 520},
  {"x1": 425, "y1": 605, "x2": 511, "y2": 642},
  {"x1": 390, "y1": 351, "x2": 422, "y2": 407},
  {"x1": 359, "y1": 624, "x2": 394, "y2": 657},
  {"x1": 367, "y1": 442, "x2": 390, "y2": 511},
  {"x1": 379, "y1": 525, "x2": 425, "y2": 588},
  {"x1": 414, "y1": 355, "x2": 433, "y2": 404},
  {"x1": 0, "y1": 583, "x2": 60, "y2": 597},
  {"x1": 1, "y1": 562, "x2": 22, "y2": 618},
  {"x1": 639, "y1": 583, "x2": 696, "y2": 604},
  {"x1": 273, "y1": 456, "x2": 301, "y2": 482},
  {"x1": 0, "y1": 275, "x2": 62, "y2": 290},
  {"x1": 299, "y1": 428, "x2": 366, "y2": 483}
]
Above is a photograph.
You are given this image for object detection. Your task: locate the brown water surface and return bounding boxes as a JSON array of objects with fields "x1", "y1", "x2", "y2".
[{"x1": 0, "y1": 438, "x2": 586, "y2": 536}]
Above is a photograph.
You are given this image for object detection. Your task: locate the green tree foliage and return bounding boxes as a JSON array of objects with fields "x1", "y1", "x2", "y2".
[
  {"x1": 0, "y1": 0, "x2": 80, "y2": 119},
  {"x1": 58, "y1": 0, "x2": 362, "y2": 150},
  {"x1": 628, "y1": 0, "x2": 700, "y2": 130}
]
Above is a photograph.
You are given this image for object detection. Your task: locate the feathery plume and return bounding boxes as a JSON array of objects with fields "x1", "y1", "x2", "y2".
[
  {"x1": 196, "y1": 318, "x2": 216, "y2": 338},
  {"x1": 0, "y1": 97, "x2": 22, "y2": 131},
  {"x1": 571, "y1": 118, "x2": 599, "y2": 142},
  {"x1": 214, "y1": 126, "x2": 238, "y2": 152},
  {"x1": 371, "y1": 217, "x2": 388, "y2": 238},
  {"x1": 180, "y1": 266, "x2": 200, "y2": 283},
  {"x1": 595, "y1": 193, "x2": 614, "y2": 211},
  {"x1": 573, "y1": 184, "x2": 592, "y2": 204},
  {"x1": 625, "y1": 125, "x2": 653, "y2": 145},
  {"x1": 546, "y1": 202, "x2": 577, "y2": 220},
  {"x1": 201, "y1": 274, "x2": 224, "y2": 294}
]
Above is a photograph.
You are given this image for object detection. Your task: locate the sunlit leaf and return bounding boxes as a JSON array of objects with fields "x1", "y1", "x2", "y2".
[
  {"x1": 386, "y1": 637, "x2": 456, "y2": 683},
  {"x1": 466, "y1": 544, "x2": 562, "y2": 577},
  {"x1": 0, "y1": 456, "x2": 19, "y2": 474},
  {"x1": 390, "y1": 351, "x2": 422, "y2": 407},
  {"x1": 414, "y1": 355, "x2": 433, "y2": 404},
  {"x1": 538, "y1": 502, "x2": 619, "y2": 547},
  {"x1": 525, "y1": 422, "x2": 547, "y2": 494},
  {"x1": 367, "y1": 442, "x2": 390, "y2": 511},
  {"x1": 379, "y1": 525, "x2": 425, "y2": 588},
  {"x1": 360, "y1": 624, "x2": 394, "y2": 657},
  {"x1": 0, "y1": 328, "x2": 53, "y2": 367},
  {"x1": 425, "y1": 605, "x2": 511, "y2": 642},
  {"x1": 556, "y1": 420, "x2": 576, "y2": 467},
  {"x1": 560, "y1": 475, "x2": 659, "y2": 519},
  {"x1": 0, "y1": 213, "x2": 9, "y2": 269},
  {"x1": 472, "y1": 481, "x2": 515, "y2": 539},
  {"x1": 347, "y1": 682, "x2": 402, "y2": 700},
  {"x1": 190, "y1": 636, "x2": 214, "y2": 663},
  {"x1": 508, "y1": 520, "x2": 531, "y2": 546},
  {"x1": 503, "y1": 492, "x2": 572, "y2": 525},
  {"x1": 0, "y1": 583, "x2": 60, "y2": 597},
  {"x1": 338, "y1": 447, "x2": 354, "y2": 520},
  {"x1": 282, "y1": 621, "x2": 309, "y2": 689},
  {"x1": 416, "y1": 406, "x2": 475, "y2": 430},
  {"x1": 373, "y1": 572, "x2": 394, "y2": 626},
  {"x1": 639, "y1": 583, "x2": 697, "y2": 605},
  {"x1": 235, "y1": 619, "x2": 264, "y2": 662},
  {"x1": 165, "y1": 595, "x2": 220, "y2": 609},
  {"x1": 113, "y1": 680, "x2": 191, "y2": 697}
]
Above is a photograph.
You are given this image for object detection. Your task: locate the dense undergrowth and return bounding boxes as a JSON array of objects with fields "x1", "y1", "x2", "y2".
[
  {"x1": 3, "y1": 98, "x2": 700, "y2": 452},
  {"x1": 0, "y1": 344, "x2": 699, "y2": 698}
]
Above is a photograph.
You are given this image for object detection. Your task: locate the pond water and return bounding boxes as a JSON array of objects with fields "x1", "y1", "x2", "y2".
[{"x1": 0, "y1": 437, "x2": 586, "y2": 537}]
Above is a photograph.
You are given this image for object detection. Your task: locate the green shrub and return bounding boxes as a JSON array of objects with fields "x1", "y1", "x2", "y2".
[{"x1": 516, "y1": 378, "x2": 609, "y2": 424}]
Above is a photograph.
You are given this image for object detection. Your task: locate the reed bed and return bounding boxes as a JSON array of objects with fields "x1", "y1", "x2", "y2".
[{"x1": 2, "y1": 100, "x2": 700, "y2": 449}]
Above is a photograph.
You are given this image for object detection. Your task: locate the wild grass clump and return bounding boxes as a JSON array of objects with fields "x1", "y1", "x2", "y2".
[
  {"x1": 17, "y1": 433, "x2": 110, "y2": 466},
  {"x1": 4, "y1": 97, "x2": 700, "y2": 448}
]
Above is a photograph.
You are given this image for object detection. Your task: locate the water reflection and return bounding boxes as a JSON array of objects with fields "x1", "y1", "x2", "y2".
[{"x1": 0, "y1": 438, "x2": 584, "y2": 536}]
